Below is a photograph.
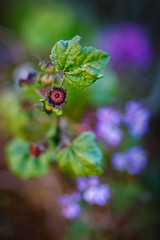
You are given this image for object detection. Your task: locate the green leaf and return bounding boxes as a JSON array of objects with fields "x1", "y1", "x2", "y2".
[
  {"x1": 5, "y1": 139, "x2": 53, "y2": 179},
  {"x1": 50, "y1": 36, "x2": 110, "y2": 90},
  {"x1": 50, "y1": 35, "x2": 81, "y2": 71},
  {"x1": 57, "y1": 131, "x2": 103, "y2": 176}
]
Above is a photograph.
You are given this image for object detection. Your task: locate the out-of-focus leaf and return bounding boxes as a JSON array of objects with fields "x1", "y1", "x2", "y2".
[
  {"x1": 85, "y1": 69, "x2": 120, "y2": 106},
  {"x1": 0, "y1": 90, "x2": 55, "y2": 141},
  {"x1": 0, "y1": 92, "x2": 28, "y2": 137},
  {"x1": 50, "y1": 36, "x2": 110, "y2": 90},
  {"x1": 5, "y1": 139, "x2": 54, "y2": 179},
  {"x1": 57, "y1": 131, "x2": 103, "y2": 176},
  {"x1": 18, "y1": 5, "x2": 83, "y2": 53}
]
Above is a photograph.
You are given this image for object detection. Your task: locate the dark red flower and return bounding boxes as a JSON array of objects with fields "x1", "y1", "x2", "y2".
[
  {"x1": 47, "y1": 86, "x2": 67, "y2": 107},
  {"x1": 29, "y1": 144, "x2": 45, "y2": 158}
]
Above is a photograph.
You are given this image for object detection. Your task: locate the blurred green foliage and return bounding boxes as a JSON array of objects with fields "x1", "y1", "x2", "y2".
[
  {"x1": 7, "y1": 2, "x2": 96, "y2": 54},
  {"x1": 111, "y1": 181, "x2": 142, "y2": 212},
  {"x1": 0, "y1": 91, "x2": 29, "y2": 137},
  {"x1": 63, "y1": 220, "x2": 91, "y2": 240},
  {"x1": 6, "y1": 139, "x2": 54, "y2": 179},
  {"x1": 0, "y1": 88, "x2": 55, "y2": 141},
  {"x1": 85, "y1": 69, "x2": 120, "y2": 107}
]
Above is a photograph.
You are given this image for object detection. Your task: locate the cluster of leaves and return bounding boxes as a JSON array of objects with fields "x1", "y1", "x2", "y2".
[
  {"x1": 6, "y1": 132, "x2": 102, "y2": 179},
  {"x1": 5, "y1": 36, "x2": 110, "y2": 179}
]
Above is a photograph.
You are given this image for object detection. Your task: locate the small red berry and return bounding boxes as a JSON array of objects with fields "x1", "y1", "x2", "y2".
[{"x1": 29, "y1": 144, "x2": 44, "y2": 158}]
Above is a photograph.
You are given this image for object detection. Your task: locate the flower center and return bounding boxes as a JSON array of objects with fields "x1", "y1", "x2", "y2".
[{"x1": 55, "y1": 93, "x2": 60, "y2": 98}]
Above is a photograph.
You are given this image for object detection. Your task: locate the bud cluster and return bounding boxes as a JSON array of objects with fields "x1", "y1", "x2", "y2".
[
  {"x1": 19, "y1": 72, "x2": 36, "y2": 86},
  {"x1": 18, "y1": 60, "x2": 68, "y2": 116}
]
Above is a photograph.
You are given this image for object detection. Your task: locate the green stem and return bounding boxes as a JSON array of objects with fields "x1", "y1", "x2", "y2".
[
  {"x1": 56, "y1": 117, "x2": 71, "y2": 149},
  {"x1": 51, "y1": 73, "x2": 54, "y2": 89},
  {"x1": 60, "y1": 72, "x2": 65, "y2": 86}
]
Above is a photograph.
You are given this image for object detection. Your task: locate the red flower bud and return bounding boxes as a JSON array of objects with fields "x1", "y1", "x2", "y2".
[
  {"x1": 29, "y1": 144, "x2": 45, "y2": 158},
  {"x1": 19, "y1": 72, "x2": 36, "y2": 86}
]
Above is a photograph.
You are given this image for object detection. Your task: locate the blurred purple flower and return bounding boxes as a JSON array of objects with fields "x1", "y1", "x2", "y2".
[
  {"x1": 76, "y1": 177, "x2": 88, "y2": 191},
  {"x1": 83, "y1": 184, "x2": 110, "y2": 206},
  {"x1": 127, "y1": 146, "x2": 147, "y2": 174},
  {"x1": 88, "y1": 176, "x2": 100, "y2": 187},
  {"x1": 95, "y1": 107, "x2": 123, "y2": 146},
  {"x1": 83, "y1": 187, "x2": 97, "y2": 205},
  {"x1": 58, "y1": 192, "x2": 81, "y2": 219},
  {"x1": 72, "y1": 191, "x2": 82, "y2": 202},
  {"x1": 124, "y1": 101, "x2": 150, "y2": 137},
  {"x1": 98, "y1": 23, "x2": 154, "y2": 70},
  {"x1": 58, "y1": 191, "x2": 81, "y2": 206},
  {"x1": 96, "y1": 123, "x2": 123, "y2": 146},
  {"x1": 111, "y1": 152, "x2": 128, "y2": 170},
  {"x1": 58, "y1": 195, "x2": 73, "y2": 205},
  {"x1": 111, "y1": 146, "x2": 147, "y2": 174},
  {"x1": 76, "y1": 176, "x2": 100, "y2": 192},
  {"x1": 62, "y1": 203, "x2": 81, "y2": 219},
  {"x1": 14, "y1": 63, "x2": 34, "y2": 85},
  {"x1": 96, "y1": 107, "x2": 121, "y2": 125}
]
